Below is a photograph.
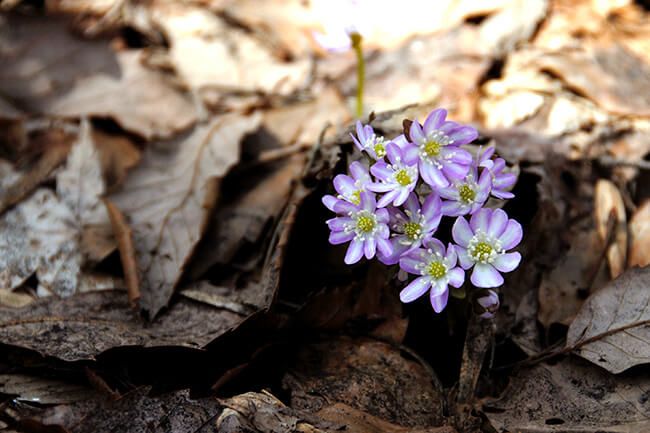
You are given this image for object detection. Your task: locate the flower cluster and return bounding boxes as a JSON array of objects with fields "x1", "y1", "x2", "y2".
[{"x1": 323, "y1": 109, "x2": 522, "y2": 316}]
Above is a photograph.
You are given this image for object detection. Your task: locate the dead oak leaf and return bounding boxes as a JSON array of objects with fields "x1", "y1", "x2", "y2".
[
  {"x1": 629, "y1": 200, "x2": 650, "y2": 268},
  {"x1": 0, "y1": 15, "x2": 196, "y2": 139},
  {"x1": 109, "y1": 113, "x2": 262, "y2": 317},
  {"x1": 566, "y1": 266, "x2": 650, "y2": 374}
]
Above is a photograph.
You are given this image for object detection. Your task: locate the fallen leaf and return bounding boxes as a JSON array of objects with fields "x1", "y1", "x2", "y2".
[
  {"x1": 282, "y1": 336, "x2": 445, "y2": 428},
  {"x1": 92, "y1": 128, "x2": 142, "y2": 191},
  {"x1": 537, "y1": 217, "x2": 608, "y2": 327},
  {"x1": 0, "y1": 289, "x2": 243, "y2": 361},
  {"x1": 566, "y1": 266, "x2": 650, "y2": 373},
  {"x1": 594, "y1": 179, "x2": 627, "y2": 278},
  {"x1": 109, "y1": 113, "x2": 261, "y2": 317},
  {"x1": 0, "y1": 374, "x2": 96, "y2": 405},
  {"x1": 629, "y1": 200, "x2": 650, "y2": 268},
  {"x1": 3, "y1": 386, "x2": 222, "y2": 433},
  {"x1": 0, "y1": 15, "x2": 197, "y2": 139},
  {"x1": 104, "y1": 200, "x2": 140, "y2": 307},
  {"x1": 149, "y1": 3, "x2": 311, "y2": 106},
  {"x1": 484, "y1": 358, "x2": 650, "y2": 432}
]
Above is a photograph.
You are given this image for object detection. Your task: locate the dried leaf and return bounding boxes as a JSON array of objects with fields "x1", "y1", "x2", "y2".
[
  {"x1": 0, "y1": 15, "x2": 197, "y2": 139},
  {"x1": 629, "y1": 200, "x2": 650, "y2": 268},
  {"x1": 282, "y1": 337, "x2": 445, "y2": 428},
  {"x1": 3, "y1": 386, "x2": 222, "y2": 433},
  {"x1": 109, "y1": 113, "x2": 262, "y2": 316},
  {"x1": 484, "y1": 358, "x2": 650, "y2": 432},
  {"x1": 0, "y1": 374, "x2": 96, "y2": 405},
  {"x1": 0, "y1": 290, "x2": 243, "y2": 361},
  {"x1": 566, "y1": 266, "x2": 650, "y2": 373},
  {"x1": 594, "y1": 179, "x2": 627, "y2": 278},
  {"x1": 149, "y1": 4, "x2": 311, "y2": 105}
]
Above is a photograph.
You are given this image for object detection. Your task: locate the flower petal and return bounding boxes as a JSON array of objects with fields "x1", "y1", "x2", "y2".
[
  {"x1": 500, "y1": 220, "x2": 523, "y2": 250},
  {"x1": 445, "y1": 243, "x2": 457, "y2": 266},
  {"x1": 377, "y1": 189, "x2": 399, "y2": 208},
  {"x1": 430, "y1": 288, "x2": 449, "y2": 313},
  {"x1": 471, "y1": 263, "x2": 503, "y2": 288},
  {"x1": 493, "y1": 252, "x2": 521, "y2": 272},
  {"x1": 377, "y1": 237, "x2": 394, "y2": 257},
  {"x1": 404, "y1": 192, "x2": 420, "y2": 216},
  {"x1": 349, "y1": 161, "x2": 369, "y2": 182},
  {"x1": 333, "y1": 174, "x2": 356, "y2": 197},
  {"x1": 344, "y1": 238, "x2": 364, "y2": 264},
  {"x1": 359, "y1": 190, "x2": 376, "y2": 212},
  {"x1": 327, "y1": 217, "x2": 352, "y2": 231},
  {"x1": 423, "y1": 108, "x2": 447, "y2": 135},
  {"x1": 441, "y1": 162, "x2": 469, "y2": 180},
  {"x1": 452, "y1": 217, "x2": 473, "y2": 247},
  {"x1": 376, "y1": 208, "x2": 389, "y2": 224},
  {"x1": 322, "y1": 195, "x2": 339, "y2": 212},
  {"x1": 393, "y1": 134, "x2": 409, "y2": 149},
  {"x1": 400, "y1": 276, "x2": 431, "y2": 303},
  {"x1": 420, "y1": 162, "x2": 449, "y2": 188},
  {"x1": 386, "y1": 142, "x2": 402, "y2": 165},
  {"x1": 367, "y1": 182, "x2": 394, "y2": 193},
  {"x1": 364, "y1": 238, "x2": 376, "y2": 259},
  {"x1": 442, "y1": 200, "x2": 467, "y2": 216},
  {"x1": 424, "y1": 237, "x2": 446, "y2": 256},
  {"x1": 370, "y1": 161, "x2": 393, "y2": 181},
  {"x1": 448, "y1": 125, "x2": 478, "y2": 145},
  {"x1": 470, "y1": 208, "x2": 491, "y2": 233},
  {"x1": 456, "y1": 246, "x2": 473, "y2": 269},
  {"x1": 422, "y1": 193, "x2": 442, "y2": 225},
  {"x1": 403, "y1": 143, "x2": 420, "y2": 165},
  {"x1": 329, "y1": 230, "x2": 354, "y2": 245},
  {"x1": 400, "y1": 254, "x2": 424, "y2": 275},
  {"x1": 439, "y1": 121, "x2": 459, "y2": 133},
  {"x1": 410, "y1": 120, "x2": 426, "y2": 144},
  {"x1": 447, "y1": 267, "x2": 464, "y2": 288},
  {"x1": 487, "y1": 208, "x2": 508, "y2": 238},
  {"x1": 394, "y1": 188, "x2": 410, "y2": 206}
]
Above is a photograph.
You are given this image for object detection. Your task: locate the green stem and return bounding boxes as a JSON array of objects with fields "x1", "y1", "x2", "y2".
[{"x1": 350, "y1": 32, "x2": 364, "y2": 119}]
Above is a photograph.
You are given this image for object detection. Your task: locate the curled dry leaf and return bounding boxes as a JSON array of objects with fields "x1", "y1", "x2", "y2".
[
  {"x1": 484, "y1": 358, "x2": 650, "y2": 432},
  {"x1": 282, "y1": 337, "x2": 445, "y2": 428},
  {"x1": 0, "y1": 15, "x2": 196, "y2": 138},
  {"x1": 104, "y1": 200, "x2": 140, "y2": 308},
  {"x1": 594, "y1": 179, "x2": 627, "y2": 278},
  {"x1": 0, "y1": 290, "x2": 242, "y2": 361},
  {"x1": 629, "y1": 200, "x2": 650, "y2": 268},
  {"x1": 109, "y1": 113, "x2": 262, "y2": 317},
  {"x1": 566, "y1": 266, "x2": 650, "y2": 374},
  {"x1": 0, "y1": 374, "x2": 96, "y2": 405}
]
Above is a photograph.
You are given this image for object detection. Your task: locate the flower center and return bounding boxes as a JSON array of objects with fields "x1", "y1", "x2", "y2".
[
  {"x1": 427, "y1": 261, "x2": 447, "y2": 279},
  {"x1": 424, "y1": 140, "x2": 441, "y2": 157},
  {"x1": 349, "y1": 190, "x2": 361, "y2": 205},
  {"x1": 356, "y1": 215, "x2": 376, "y2": 233},
  {"x1": 469, "y1": 241, "x2": 493, "y2": 263},
  {"x1": 395, "y1": 169, "x2": 412, "y2": 186},
  {"x1": 403, "y1": 222, "x2": 421, "y2": 240},
  {"x1": 458, "y1": 184, "x2": 476, "y2": 203},
  {"x1": 374, "y1": 142, "x2": 386, "y2": 158}
]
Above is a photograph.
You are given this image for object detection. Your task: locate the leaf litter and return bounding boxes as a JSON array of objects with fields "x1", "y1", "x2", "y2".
[{"x1": 0, "y1": 1, "x2": 650, "y2": 432}]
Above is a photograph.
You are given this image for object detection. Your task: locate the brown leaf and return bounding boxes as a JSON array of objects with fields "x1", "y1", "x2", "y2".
[
  {"x1": 566, "y1": 266, "x2": 650, "y2": 373},
  {"x1": 0, "y1": 15, "x2": 197, "y2": 139},
  {"x1": 594, "y1": 179, "x2": 627, "y2": 278},
  {"x1": 3, "y1": 386, "x2": 222, "y2": 433},
  {"x1": 484, "y1": 358, "x2": 650, "y2": 432},
  {"x1": 0, "y1": 289, "x2": 243, "y2": 361},
  {"x1": 149, "y1": 3, "x2": 311, "y2": 106},
  {"x1": 282, "y1": 336, "x2": 445, "y2": 428},
  {"x1": 92, "y1": 129, "x2": 142, "y2": 191},
  {"x1": 109, "y1": 113, "x2": 261, "y2": 316},
  {"x1": 537, "y1": 217, "x2": 608, "y2": 327},
  {"x1": 0, "y1": 374, "x2": 96, "y2": 405},
  {"x1": 629, "y1": 200, "x2": 650, "y2": 268}
]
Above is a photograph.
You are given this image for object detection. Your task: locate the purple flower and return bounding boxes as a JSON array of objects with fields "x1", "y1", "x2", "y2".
[
  {"x1": 398, "y1": 238, "x2": 465, "y2": 313},
  {"x1": 439, "y1": 161, "x2": 492, "y2": 216},
  {"x1": 368, "y1": 142, "x2": 418, "y2": 207},
  {"x1": 351, "y1": 121, "x2": 389, "y2": 160},
  {"x1": 377, "y1": 192, "x2": 442, "y2": 265},
  {"x1": 326, "y1": 191, "x2": 393, "y2": 264},
  {"x1": 475, "y1": 289, "x2": 500, "y2": 319},
  {"x1": 403, "y1": 108, "x2": 476, "y2": 188},
  {"x1": 478, "y1": 146, "x2": 517, "y2": 199},
  {"x1": 322, "y1": 161, "x2": 371, "y2": 213},
  {"x1": 452, "y1": 208, "x2": 522, "y2": 288}
]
